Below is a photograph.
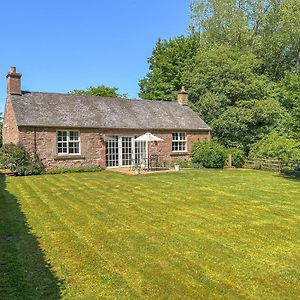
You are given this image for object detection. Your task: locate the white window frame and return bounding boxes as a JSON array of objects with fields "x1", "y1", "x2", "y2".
[
  {"x1": 105, "y1": 135, "x2": 148, "y2": 168},
  {"x1": 172, "y1": 132, "x2": 187, "y2": 153},
  {"x1": 57, "y1": 130, "x2": 81, "y2": 156}
]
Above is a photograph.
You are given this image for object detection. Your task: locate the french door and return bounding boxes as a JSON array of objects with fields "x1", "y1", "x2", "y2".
[{"x1": 106, "y1": 136, "x2": 147, "y2": 167}]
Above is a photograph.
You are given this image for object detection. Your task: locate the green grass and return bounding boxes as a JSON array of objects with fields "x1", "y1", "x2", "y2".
[{"x1": 1, "y1": 170, "x2": 300, "y2": 299}]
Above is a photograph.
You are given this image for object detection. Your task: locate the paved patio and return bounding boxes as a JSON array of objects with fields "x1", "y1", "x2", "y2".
[{"x1": 106, "y1": 167, "x2": 178, "y2": 175}]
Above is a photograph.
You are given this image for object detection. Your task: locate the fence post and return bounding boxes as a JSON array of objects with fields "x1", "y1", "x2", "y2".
[{"x1": 227, "y1": 154, "x2": 232, "y2": 168}]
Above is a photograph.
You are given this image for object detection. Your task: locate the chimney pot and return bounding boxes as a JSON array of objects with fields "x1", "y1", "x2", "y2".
[
  {"x1": 177, "y1": 85, "x2": 188, "y2": 105},
  {"x1": 10, "y1": 66, "x2": 16, "y2": 74},
  {"x1": 6, "y1": 66, "x2": 22, "y2": 95}
]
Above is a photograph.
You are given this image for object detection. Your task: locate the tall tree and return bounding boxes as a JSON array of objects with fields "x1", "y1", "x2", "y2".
[
  {"x1": 139, "y1": 0, "x2": 300, "y2": 153},
  {"x1": 139, "y1": 34, "x2": 200, "y2": 100},
  {"x1": 184, "y1": 44, "x2": 269, "y2": 104},
  {"x1": 0, "y1": 113, "x2": 3, "y2": 147},
  {"x1": 190, "y1": 0, "x2": 300, "y2": 79},
  {"x1": 70, "y1": 85, "x2": 127, "y2": 98},
  {"x1": 212, "y1": 98, "x2": 291, "y2": 152}
]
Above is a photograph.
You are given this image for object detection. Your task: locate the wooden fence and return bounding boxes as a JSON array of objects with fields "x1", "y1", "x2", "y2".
[{"x1": 245, "y1": 158, "x2": 285, "y2": 172}]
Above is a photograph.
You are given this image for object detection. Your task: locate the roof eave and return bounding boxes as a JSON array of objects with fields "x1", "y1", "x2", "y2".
[{"x1": 17, "y1": 124, "x2": 211, "y2": 131}]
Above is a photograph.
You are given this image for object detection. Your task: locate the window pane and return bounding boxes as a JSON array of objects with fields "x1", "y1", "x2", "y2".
[
  {"x1": 179, "y1": 133, "x2": 186, "y2": 141},
  {"x1": 69, "y1": 141, "x2": 80, "y2": 154},
  {"x1": 172, "y1": 133, "x2": 178, "y2": 141},
  {"x1": 172, "y1": 132, "x2": 186, "y2": 141},
  {"x1": 58, "y1": 131, "x2": 67, "y2": 141},
  {"x1": 58, "y1": 141, "x2": 68, "y2": 154},
  {"x1": 70, "y1": 131, "x2": 79, "y2": 141}
]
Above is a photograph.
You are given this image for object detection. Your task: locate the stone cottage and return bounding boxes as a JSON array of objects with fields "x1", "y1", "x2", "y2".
[{"x1": 2, "y1": 67, "x2": 211, "y2": 169}]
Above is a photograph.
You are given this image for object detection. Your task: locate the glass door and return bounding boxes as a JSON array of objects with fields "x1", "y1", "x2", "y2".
[
  {"x1": 106, "y1": 136, "x2": 119, "y2": 167},
  {"x1": 106, "y1": 136, "x2": 147, "y2": 167},
  {"x1": 135, "y1": 140, "x2": 147, "y2": 165},
  {"x1": 121, "y1": 137, "x2": 133, "y2": 166}
]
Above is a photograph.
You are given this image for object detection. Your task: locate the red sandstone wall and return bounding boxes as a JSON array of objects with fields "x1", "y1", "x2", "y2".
[
  {"x1": 2, "y1": 97, "x2": 19, "y2": 144},
  {"x1": 17, "y1": 127, "x2": 210, "y2": 169},
  {"x1": 18, "y1": 127, "x2": 105, "y2": 169},
  {"x1": 103, "y1": 129, "x2": 210, "y2": 162},
  {"x1": 148, "y1": 130, "x2": 210, "y2": 161}
]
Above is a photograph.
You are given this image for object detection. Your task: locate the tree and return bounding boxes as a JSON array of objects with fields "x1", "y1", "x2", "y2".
[
  {"x1": 184, "y1": 44, "x2": 270, "y2": 103},
  {"x1": 190, "y1": 0, "x2": 252, "y2": 49},
  {"x1": 139, "y1": 34, "x2": 200, "y2": 100},
  {"x1": 249, "y1": 132, "x2": 300, "y2": 164},
  {"x1": 212, "y1": 99, "x2": 290, "y2": 152},
  {"x1": 257, "y1": 0, "x2": 300, "y2": 79},
  {"x1": 0, "y1": 113, "x2": 2, "y2": 148},
  {"x1": 139, "y1": 0, "x2": 299, "y2": 153},
  {"x1": 190, "y1": 0, "x2": 300, "y2": 80},
  {"x1": 70, "y1": 85, "x2": 127, "y2": 98},
  {"x1": 279, "y1": 72, "x2": 300, "y2": 139},
  {"x1": 183, "y1": 44, "x2": 273, "y2": 128}
]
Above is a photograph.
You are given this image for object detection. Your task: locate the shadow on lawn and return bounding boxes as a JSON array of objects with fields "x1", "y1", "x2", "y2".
[
  {"x1": 279, "y1": 170, "x2": 300, "y2": 181},
  {"x1": 0, "y1": 175, "x2": 63, "y2": 299}
]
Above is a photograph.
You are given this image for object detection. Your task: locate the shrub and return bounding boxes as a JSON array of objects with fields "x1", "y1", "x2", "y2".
[
  {"x1": 249, "y1": 132, "x2": 300, "y2": 166},
  {"x1": 0, "y1": 144, "x2": 44, "y2": 175},
  {"x1": 45, "y1": 166, "x2": 102, "y2": 175},
  {"x1": 227, "y1": 148, "x2": 245, "y2": 168},
  {"x1": 171, "y1": 159, "x2": 194, "y2": 168},
  {"x1": 191, "y1": 140, "x2": 227, "y2": 168}
]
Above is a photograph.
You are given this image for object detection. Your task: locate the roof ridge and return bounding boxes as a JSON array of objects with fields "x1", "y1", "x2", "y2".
[{"x1": 22, "y1": 91, "x2": 178, "y2": 104}]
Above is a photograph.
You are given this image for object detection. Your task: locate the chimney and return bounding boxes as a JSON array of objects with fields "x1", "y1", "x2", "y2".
[
  {"x1": 177, "y1": 86, "x2": 188, "y2": 105},
  {"x1": 6, "y1": 66, "x2": 22, "y2": 95}
]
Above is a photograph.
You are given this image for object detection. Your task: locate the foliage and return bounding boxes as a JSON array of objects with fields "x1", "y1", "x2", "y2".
[
  {"x1": 170, "y1": 159, "x2": 195, "y2": 169},
  {"x1": 212, "y1": 99, "x2": 290, "y2": 152},
  {"x1": 278, "y1": 72, "x2": 300, "y2": 138},
  {"x1": 184, "y1": 45, "x2": 269, "y2": 105},
  {"x1": 0, "y1": 113, "x2": 2, "y2": 148},
  {"x1": 0, "y1": 144, "x2": 30, "y2": 169},
  {"x1": 190, "y1": 92, "x2": 230, "y2": 125},
  {"x1": 70, "y1": 85, "x2": 127, "y2": 98},
  {"x1": 139, "y1": 34, "x2": 200, "y2": 100},
  {"x1": 191, "y1": 140, "x2": 227, "y2": 168},
  {"x1": 0, "y1": 144, "x2": 43, "y2": 176},
  {"x1": 249, "y1": 132, "x2": 300, "y2": 165},
  {"x1": 139, "y1": 0, "x2": 300, "y2": 155},
  {"x1": 3, "y1": 170, "x2": 300, "y2": 298},
  {"x1": 227, "y1": 148, "x2": 245, "y2": 168},
  {"x1": 45, "y1": 166, "x2": 102, "y2": 175},
  {"x1": 14, "y1": 161, "x2": 44, "y2": 176},
  {"x1": 256, "y1": 0, "x2": 300, "y2": 80},
  {"x1": 190, "y1": 0, "x2": 300, "y2": 80}
]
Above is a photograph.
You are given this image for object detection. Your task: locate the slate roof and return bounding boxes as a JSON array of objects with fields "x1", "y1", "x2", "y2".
[{"x1": 10, "y1": 92, "x2": 210, "y2": 131}]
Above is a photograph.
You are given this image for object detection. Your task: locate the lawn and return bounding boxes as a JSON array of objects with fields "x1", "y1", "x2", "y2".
[{"x1": 0, "y1": 170, "x2": 299, "y2": 299}]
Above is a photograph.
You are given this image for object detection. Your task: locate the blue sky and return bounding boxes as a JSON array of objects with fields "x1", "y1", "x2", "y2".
[{"x1": 0, "y1": 0, "x2": 190, "y2": 112}]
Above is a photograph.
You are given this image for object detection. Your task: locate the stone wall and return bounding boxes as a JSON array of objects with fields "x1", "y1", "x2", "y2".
[
  {"x1": 2, "y1": 97, "x2": 19, "y2": 144},
  {"x1": 17, "y1": 127, "x2": 210, "y2": 169},
  {"x1": 102, "y1": 129, "x2": 211, "y2": 162},
  {"x1": 18, "y1": 127, "x2": 105, "y2": 169},
  {"x1": 147, "y1": 130, "x2": 211, "y2": 161}
]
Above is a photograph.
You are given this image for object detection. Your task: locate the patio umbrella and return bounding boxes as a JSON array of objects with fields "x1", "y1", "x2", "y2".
[
  {"x1": 134, "y1": 132, "x2": 164, "y2": 142},
  {"x1": 134, "y1": 133, "x2": 164, "y2": 169}
]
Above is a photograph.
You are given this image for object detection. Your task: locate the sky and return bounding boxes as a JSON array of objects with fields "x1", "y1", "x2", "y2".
[{"x1": 0, "y1": 0, "x2": 190, "y2": 113}]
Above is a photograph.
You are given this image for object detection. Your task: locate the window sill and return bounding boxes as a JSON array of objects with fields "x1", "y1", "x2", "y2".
[
  {"x1": 54, "y1": 155, "x2": 85, "y2": 160},
  {"x1": 170, "y1": 152, "x2": 189, "y2": 156}
]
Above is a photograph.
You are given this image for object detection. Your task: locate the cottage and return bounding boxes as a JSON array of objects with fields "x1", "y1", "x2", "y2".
[{"x1": 2, "y1": 67, "x2": 211, "y2": 169}]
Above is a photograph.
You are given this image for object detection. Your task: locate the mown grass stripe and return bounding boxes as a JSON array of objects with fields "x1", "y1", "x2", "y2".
[{"x1": 3, "y1": 170, "x2": 300, "y2": 299}]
